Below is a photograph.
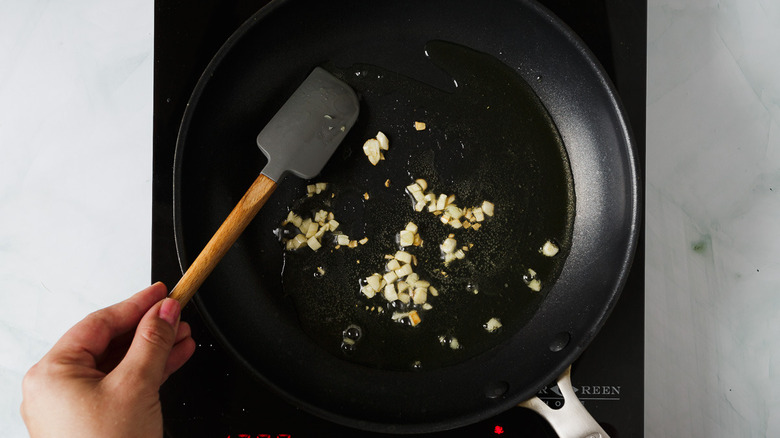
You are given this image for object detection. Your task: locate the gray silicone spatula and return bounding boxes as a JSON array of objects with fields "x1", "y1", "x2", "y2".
[{"x1": 170, "y1": 67, "x2": 360, "y2": 306}]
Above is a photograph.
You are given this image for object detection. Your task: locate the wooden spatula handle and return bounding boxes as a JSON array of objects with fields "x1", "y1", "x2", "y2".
[{"x1": 169, "y1": 173, "x2": 277, "y2": 307}]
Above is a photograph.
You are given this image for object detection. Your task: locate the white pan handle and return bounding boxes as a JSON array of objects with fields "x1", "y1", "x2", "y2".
[{"x1": 518, "y1": 366, "x2": 610, "y2": 438}]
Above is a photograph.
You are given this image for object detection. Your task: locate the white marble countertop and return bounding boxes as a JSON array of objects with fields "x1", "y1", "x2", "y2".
[
  {"x1": 646, "y1": 1, "x2": 780, "y2": 436},
  {"x1": 1, "y1": 1, "x2": 778, "y2": 436}
]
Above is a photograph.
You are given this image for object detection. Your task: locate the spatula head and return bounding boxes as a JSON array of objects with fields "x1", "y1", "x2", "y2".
[{"x1": 256, "y1": 67, "x2": 360, "y2": 182}]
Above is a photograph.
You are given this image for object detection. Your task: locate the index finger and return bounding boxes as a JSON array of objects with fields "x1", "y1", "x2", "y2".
[{"x1": 45, "y1": 282, "x2": 169, "y2": 369}]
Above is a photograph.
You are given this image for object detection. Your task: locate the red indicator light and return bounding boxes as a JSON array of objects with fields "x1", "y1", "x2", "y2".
[
  {"x1": 227, "y1": 435, "x2": 291, "y2": 438},
  {"x1": 494, "y1": 425, "x2": 505, "y2": 434}
]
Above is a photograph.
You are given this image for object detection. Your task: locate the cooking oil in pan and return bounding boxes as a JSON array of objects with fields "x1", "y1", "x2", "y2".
[{"x1": 275, "y1": 40, "x2": 574, "y2": 371}]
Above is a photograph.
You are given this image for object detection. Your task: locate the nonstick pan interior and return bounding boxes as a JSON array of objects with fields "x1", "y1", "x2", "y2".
[{"x1": 173, "y1": 0, "x2": 640, "y2": 433}]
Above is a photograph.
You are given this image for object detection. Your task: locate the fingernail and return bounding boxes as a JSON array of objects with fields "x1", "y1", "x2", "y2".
[{"x1": 159, "y1": 298, "x2": 180, "y2": 326}]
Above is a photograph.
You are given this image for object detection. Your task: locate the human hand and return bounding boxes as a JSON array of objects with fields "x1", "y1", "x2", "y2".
[{"x1": 21, "y1": 282, "x2": 196, "y2": 438}]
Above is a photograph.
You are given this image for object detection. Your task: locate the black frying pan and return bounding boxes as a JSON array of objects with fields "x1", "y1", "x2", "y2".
[{"x1": 173, "y1": 0, "x2": 640, "y2": 433}]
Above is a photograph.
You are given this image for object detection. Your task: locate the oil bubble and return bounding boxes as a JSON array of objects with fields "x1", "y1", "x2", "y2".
[
  {"x1": 523, "y1": 269, "x2": 538, "y2": 284},
  {"x1": 341, "y1": 339, "x2": 357, "y2": 354},
  {"x1": 343, "y1": 324, "x2": 362, "y2": 341},
  {"x1": 341, "y1": 324, "x2": 363, "y2": 355},
  {"x1": 389, "y1": 300, "x2": 409, "y2": 312}
]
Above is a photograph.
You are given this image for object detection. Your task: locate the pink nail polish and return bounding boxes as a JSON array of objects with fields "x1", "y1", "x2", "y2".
[{"x1": 159, "y1": 298, "x2": 180, "y2": 326}]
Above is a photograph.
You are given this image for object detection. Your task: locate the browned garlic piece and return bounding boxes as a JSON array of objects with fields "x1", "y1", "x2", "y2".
[{"x1": 391, "y1": 310, "x2": 422, "y2": 326}]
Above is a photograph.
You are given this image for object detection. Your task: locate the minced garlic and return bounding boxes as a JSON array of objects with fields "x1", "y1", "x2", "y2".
[{"x1": 362, "y1": 131, "x2": 389, "y2": 165}]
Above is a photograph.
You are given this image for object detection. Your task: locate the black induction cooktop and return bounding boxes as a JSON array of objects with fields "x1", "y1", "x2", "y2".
[{"x1": 153, "y1": 1, "x2": 646, "y2": 436}]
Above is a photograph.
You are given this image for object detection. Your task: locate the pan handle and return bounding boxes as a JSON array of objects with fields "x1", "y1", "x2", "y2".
[{"x1": 518, "y1": 366, "x2": 610, "y2": 438}]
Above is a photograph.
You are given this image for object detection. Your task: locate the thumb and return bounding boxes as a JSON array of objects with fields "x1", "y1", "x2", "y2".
[{"x1": 113, "y1": 298, "x2": 181, "y2": 387}]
